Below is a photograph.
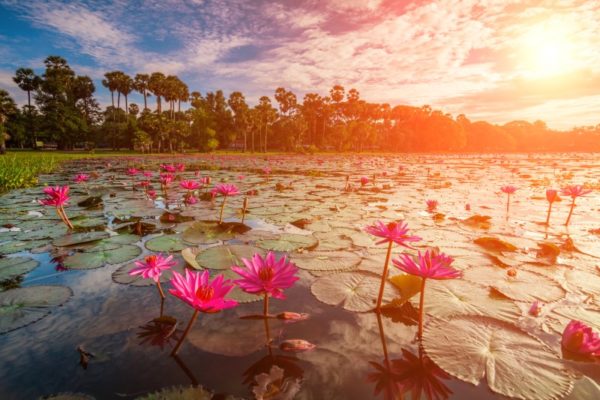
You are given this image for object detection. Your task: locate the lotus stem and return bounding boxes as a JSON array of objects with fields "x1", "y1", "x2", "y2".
[
  {"x1": 219, "y1": 197, "x2": 227, "y2": 224},
  {"x1": 376, "y1": 312, "x2": 390, "y2": 369},
  {"x1": 506, "y1": 194, "x2": 510, "y2": 215},
  {"x1": 57, "y1": 206, "x2": 74, "y2": 230},
  {"x1": 263, "y1": 292, "x2": 270, "y2": 317},
  {"x1": 565, "y1": 199, "x2": 575, "y2": 226},
  {"x1": 545, "y1": 203, "x2": 553, "y2": 226},
  {"x1": 418, "y1": 278, "x2": 427, "y2": 339},
  {"x1": 241, "y1": 196, "x2": 248, "y2": 224},
  {"x1": 375, "y1": 241, "x2": 393, "y2": 310},
  {"x1": 156, "y1": 280, "x2": 166, "y2": 300},
  {"x1": 171, "y1": 309, "x2": 199, "y2": 356}
]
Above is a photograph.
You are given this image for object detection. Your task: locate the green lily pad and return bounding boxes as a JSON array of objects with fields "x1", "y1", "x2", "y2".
[
  {"x1": 423, "y1": 315, "x2": 574, "y2": 400},
  {"x1": 85, "y1": 234, "x2": 140, "y2": 252},
  {"x1": 0, "y1": 257, "x2": 39, "y2": 281},
  {"x1": 16, "y1": 225, "x2": 67, "y2": 241},
  {"x1": 0, "y1": 240, "x2": 47, "y2": 254},
  {"x1": 135, "y1": 386, "x2": 213, "y2": 400},
  {"x1": 63, "y1": 245, "x2": 142, "y2": 269},
  {"x1": 0, "y1": 285, "x2": 72, "y2": 334},
  {"x1": 292, "y1": 251, "x2": 361, "y2": 272},
  {"x1": 52, "y1": 231, "x2": 110, "y2": 247},
  {"x1": 256, "y1": 233, "x2": 318, "y2": 252},
  {"x1": 145, "y1": 235, "x2": 186, "y2": 252},
  {"x1": 181, "y1": 221, "x2": 239, "y2": 245},
  {"x1": 311, "y1": 271, "x2": 400, "y2": 312},
  {"x1": 194, "y1": 244, "x2": 265, "y2": 270}
]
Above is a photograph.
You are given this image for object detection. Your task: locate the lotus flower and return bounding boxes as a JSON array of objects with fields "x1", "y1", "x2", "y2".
[
  {"x1": 360, "y1": 176, "x2": 369, "y2": 187},
  {"x1": 561, "y1": 320, "x2": 600, "y2": 360},
  {"x1": 544, "y1": 189, "x2": 559, "y2": 226},
  {"x1": 160, "y1": 164, "x2": 177, "y2": 173},
  {"x1": 169, "y1": 270, "x2": 238, "y2": 355},
  {"x1": 529, "y1": 301, "x2": 543, "y2": 317},
  {"x1": 39, "y1": 186, "x2": 73, "y2": 229},
  {"x1": 561, "y1": 185, "x2": 592, "y2": 226},
  {"x1": 160, "y1": 173, "x2": 174, "y2": 186},
  {"x1": 127, "y1": 168, "x2": 139, "y2": 176},
  {"x1": 500, "y1": 185, "x2": 517, "y2": 214},
  {"x1": 74, "y1": 173, "x2": 89, "y2": 183},
  {"x1": 175, "y1": 163, "x2": 185, "y2": 172},
  {"x1": 143, "y1": 171, "x2": 153, "y2": 177},
  {"x1": 426, "y1": 200, "x2": 438, "y2": 212},
  {"x1": 184, "y1": 195, "x2": 197, "y2": 205},
  {"x1": 365, "y1": 221, "x2": 421, "y2": 310},
  {"x1": 212, "y1": 183, "x2": 240, "y2": 223},
  {"x1": 393, "y1": 250, "x2": 461, "y2": 338},
  {"x1": 130, "y1": 253, "x2": 176, "y2": 300},
  {"x1": 180, "y1": 180, "x2": 200, "y2": 190},
  {"x1": 232, "y1": 252, "x2": 299, "y2": 316}
]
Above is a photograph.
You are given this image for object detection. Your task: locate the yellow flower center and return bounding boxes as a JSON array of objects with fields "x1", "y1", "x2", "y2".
[
  {"x1": 259, "y1": 267, "x2": 275, "y2": 281},
  {"x1": 196, "y1": 286, "x2": 214, "y2": 301}
]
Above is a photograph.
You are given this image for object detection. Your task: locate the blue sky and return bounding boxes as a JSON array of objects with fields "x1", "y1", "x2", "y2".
[{"x1": 1, "y1": 0, "x2": 600, "y2": 129}]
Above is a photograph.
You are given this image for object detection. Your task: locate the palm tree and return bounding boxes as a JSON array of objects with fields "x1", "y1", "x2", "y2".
[
  {"x1": 119, "y1": 74, "x2": 133, "y2": 115},
  {"x1": 13, "y1": 68, "x2": 41, "y2": 147},
  {"x1": 102, "y1": 71, "x2": 119, "y2": 109},
  {"x1": 148, "y1": 72, "x2": 165, "y2": 113},
  {"x1": 133, "y1": 73, "x2": 151, "y2": 110},
  {"x1": 177, "y1": 80, "x2": 189, "y2": 113}
]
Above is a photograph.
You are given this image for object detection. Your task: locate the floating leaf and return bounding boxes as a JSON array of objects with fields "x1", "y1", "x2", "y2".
[
  {"x1": 135, "y1": 386, "x2": 213, "y2": 400},
  {"x1": 52, "y1": 231, "x2": 110, "y2": 247},
  {"x1": 195, "y1": 244, "x2": 265, "y2": 270},
  {"x1": 463, "y1": 266, "x2": 566, "y2": 302},
  {"x1": 40, "y1": 393, "x2": 95, "y2": 400},
  {"x1": 181, "y1": 220, "x2": 237, "y2": 244},
  {"x1": 413, "y1": 279, "x2": 521, "y2": 323},
  {"x1": 423, "y1": 316, "x2": 574, "y2": 400},
  {"x1": 256, "y1": 233, "x2": 318, "y2": 252},
  {"x1": 0, "y1": 256, "x2": 39, "y2": 281},
  {"x1": 0, "y1": 239, "x2": 47, "y2": 254},
  {"x1": 292, "y1": 250, "x2": 361, "y2": 272},
  {"x1": 389, "y1": 274, "x2": 422, "y2": 306},
  {"x1": 474, "y1": 237, "x2": 517, "y2": 253},
  {"x1": 461, "y1": 215, "x2": 492, "y2": 230},
  {"x1": 0, "y1": 285, "x2": 72, "y2": 334},
  {"x1": 145, "y1": 235, "x2": 186, "y2": 252},
  {"x1": 563, "y1": 269, "x2": 600, "y2": 297},
  {"x1": 63, "y1": 245, "x2": 142, "y2": 269},
  {"x1": 311, "y1": 271, "x2": 400, "y2": 312}
]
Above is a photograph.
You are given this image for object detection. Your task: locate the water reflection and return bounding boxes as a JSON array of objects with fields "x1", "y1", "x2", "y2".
[
  {"x1": 137, "y1": 315, "x2": 180, "y2": 351},
  {"x1": 243, "y1": 317, "x2": 304, "y2": 399},
  {"x1": 367, "y1": 312, "x2": 452, "y2": 400}
]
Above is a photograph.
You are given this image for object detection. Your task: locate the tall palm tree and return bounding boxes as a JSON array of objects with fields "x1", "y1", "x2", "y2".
[
  {"x1": 102, "y1": 71, "x2": 119, "y2": 109},
  {"x1": 177, "y1": 79, "x2": 189, "y2": 113},
  {"x1": 119, "y1": 74, "x2": 133, "y2": 115},
  {"x1": 13, "y1": 68, "x2": 41, "y2": 147},
  {"x1": 148, "y1": 72, "x2": 165, "y2": 113},
  {"x1": 133, "y1": 73, "x2": 151, "y2": 110}
]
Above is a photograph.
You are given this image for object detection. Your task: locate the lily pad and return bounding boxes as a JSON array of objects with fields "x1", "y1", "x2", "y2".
[
  {"x1": 463, "y1": 266, "x2": 566, "y2": 303},
  {"x1": 423, "y1": 315, "x2": 574, "y2": 400},
  {"x1": 63, "y1": 245, "x2": 142, "y2": 269},
  {"x1": 181, "y1": 221, "x2": 238, "y2": 245},
  {"x1": 52, "y1": 231, "x2": 110, "y2": 247},
  {"x1": 0, "y1": 257, "x2": 39, "y2": 281},
  {"x1": 0, "y1": 285, "x2": 72, "y2": 334},
  {"x1": 474, "y1": 237, "x2": 517, "y2": 253},
  {"x1": 145, "y1": 235, "x2": 186, "y2": 252},
  {"x1": 194, "y1": 244, "x2": 265, "y2": 270},
  {"x1": 292, "y1": 251, "x2": 361, "y2": 272},
  {"x1": 256, "y1": 233, "x2": 318, "y2": 252},
  {"x1": 135, "y1": 386, "x2": 213, "y2": 400},
  {"x1": 413, "y1": 279, "x2": 521, "y2": 323},
  {"x1": 311, "y1": 271, "x2": 400, "y2": 312},
  {"x1": 0, "y1": 239, "x2": 47, "y2": 254}
]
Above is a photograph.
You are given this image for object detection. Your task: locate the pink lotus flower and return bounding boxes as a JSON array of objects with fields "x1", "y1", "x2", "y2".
[
  {"x1": 74, "y1": 174, "x2": 89, "y2": 183},
  {"x1": 561, "y1": 320, "x2": 600, "y2": 359},
  {"x1": 160, "y1": 173, "x2": 174, "y2": 186},
  {"x1": 127, "y1": 168, "x2": 139, "y2": 176},
  {"x1": 365, "y1": 221, "x2": 421, "y2": 247},
  {"x1": 180, "y1": 180, "x2": 200, "y2": 190},
  {"x1": 233, "y1": 252, "x2": 299, "y2": 316},
  {"x1": 426, "y1": 199, "x2": 438, "y2": 212},
  {"x1": 169, "y1": 270, "x2": 238, "y2": 355},
  {"x1": 160, "y1": 164, "x2": 177, "y2": 173},
  {"x1": 500, "y1": 185, "x2": 517, "y2": 194},
  {"x1": 529, "y1": 301, "x2": 543, "y2": 317},
  {"x1": 545, "y1": 189, "x2": 559, "y2": 226},
  {"x1": 212, "y1": 183, "x2": 240, "y2": 197},
  {"x1": 147, "y1": 190, "x2": 157, "y2": 200},
  {"x1": 561, "y1": 185, "x2": 592, "y2": 226},
  {"x1": 143, "y1": 171, "x2": 153, "y2": 178},
  {"x1": 201, "y1": 176, "x2": 211, "y2": 185},
  {"x1": 360, "y1": 176, "x2": 369, "y2": 186},
  {"x1": 40, "y1": 186, "x2": 70, "y2": 207},
  {"x1": 393, "y1": 249, "x2": 461, "y2": 338},
  {"x1": 130, "y1": 254, "x2": 176, "y2": 283},
  {"x1": 139, "y1": 180, "x2": 151, "y2": 188},
  {"x1": 175, "y1": 163, "x2": 186, "y2": 172},
  {"x1": 40, "y1": 186, "x2": 73, "y2": 229},
  {"x1": 184, "y1": 195, "x2": 198, "y2": 205}
]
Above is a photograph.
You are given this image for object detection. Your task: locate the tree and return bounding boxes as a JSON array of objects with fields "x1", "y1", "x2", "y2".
[
  {"x1": 118, "y1": 74, "x2": 133, "y2": 115},
  {"x1": 148, "y1": 72, "x2": 166, "y2": 113},
  {"x1": 228, "y1": 91, "x2": 249, "y2": 151},
  {"x1": 0, "y1": 89, "x2": 17, "y2": 154},
  {"x1": 13, "y1": 67, "x2": 41, "y2": 147},
  {"x1": 133, "y1": 73, "x2": 152, "y2": 110}
]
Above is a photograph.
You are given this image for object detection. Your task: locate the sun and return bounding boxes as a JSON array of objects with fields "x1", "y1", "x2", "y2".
[{"x1": 518, "y1": 22, "x2": 577, "y2": 77}]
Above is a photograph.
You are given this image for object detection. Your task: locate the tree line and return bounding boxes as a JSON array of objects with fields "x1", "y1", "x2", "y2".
[{"x1": 1, "y1": 55, "x2": 600, "y2": 154}]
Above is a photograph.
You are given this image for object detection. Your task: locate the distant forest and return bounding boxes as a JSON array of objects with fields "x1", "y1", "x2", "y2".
[{"x1": 1, "y1": 55, "x2": 599, "y2": 153}]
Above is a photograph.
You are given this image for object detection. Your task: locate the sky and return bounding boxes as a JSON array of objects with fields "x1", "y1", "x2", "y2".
[{"x1": 1, "y1": 0, "x2": 599, "y2": 130}]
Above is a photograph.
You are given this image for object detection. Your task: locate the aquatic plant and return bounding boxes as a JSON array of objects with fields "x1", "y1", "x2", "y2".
[
  {"x1": 426, "y1": 199, "x2": 438, "y2": 213},
  {"x1": 364, "y1": 221, "x2": 421, "y2": 310},
  {"x1": 544, "y1": 189, "x2": 559, "y2": 226},
  {"x1": 561, "y1": 320, "x2": 600, "y2": 360},
  {"x1": 232, "y1": 252, "x2": 299, "y2": 317},
  {"x1": 393, "y1": 249, "x2": 461, "y2": 338},
  {"x1": 169, "y1": 270, "x2": 238, "y2": 355},
  {"x1": 73, "y1": 173, "x2": 89, "y2": 183},
  {"x1": 212, "y1": 183, "x2": 240, "y2": 223},
  {"x1": 500, "y1": 185, "x2": 517, "y2": 214},
  {"x1": 561, "y1": 185, "x2": 592, "y2": 226},
  {"x1": 39, "y1": 186, "x2": 73, "y2": 229},
  {"x1": 129, "y1": 253, "x2": 177, "y2": 300}
]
